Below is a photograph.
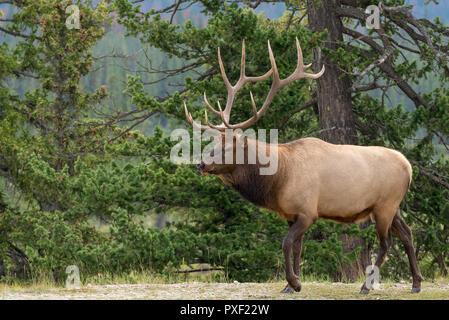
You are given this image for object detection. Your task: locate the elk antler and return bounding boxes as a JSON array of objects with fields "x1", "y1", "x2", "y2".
[{"x1": 184, "y1": 37, "x2": 325, "y2": 131}]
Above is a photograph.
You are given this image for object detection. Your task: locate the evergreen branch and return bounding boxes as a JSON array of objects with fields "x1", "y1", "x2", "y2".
[
  {"x1": 410, "y1": 160, "x2": 449, "y2": 191},
  {"x1": 278, "y1": 97, "x2": 317, "y2": 130}
]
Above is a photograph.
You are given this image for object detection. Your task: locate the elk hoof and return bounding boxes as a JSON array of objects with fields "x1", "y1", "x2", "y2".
[
  {"x1": 295, "y1": 283, "x2": 302, "y2": 292},
  {"x1": 411, "y1": 287, "x2": 421, "y2": 294},
  {"x1": 280, "y1": 285, "x2": 294, "y2": 294},
  {"x1": 359, "y1": 288, "x2": 370, "y2": 295}
]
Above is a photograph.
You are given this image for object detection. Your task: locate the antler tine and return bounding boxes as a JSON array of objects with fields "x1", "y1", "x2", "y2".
[
  {"x1": 282, "y1": 37, "x2": 325, "y2": 85},
  {"x1": 204, "y1": 109, "x2": 227, "y2": 131},
  {"x1": 216, "y1": 100, "x2": 232, "y2": 129},
  {"x1": 212, "y1": 91, "x2": 260, "y2": 130},
  {"x1": 200, "y1": 39, "x2": 287, "y2": 131},
  {"x1": 267, "y1": 40, "x2": 280, "y2": 85},
  {"x1": 185, "y1": 38, "x2": 324, "y2": 132},
  {"x1": 221, "y1": 40, "x2": 273, "y2": 124},
  {"x1": 211, "y1": 38, "x2": 325, "y2": 130},
  {"x1": 249, "y1": 91, "x2": 258, "y2": 120},
  {"x1": 295, "y1": 36, "x2": 326, "y2": 78},
  {"x1": 183, "y1": 102, "x2": 194, "y2": 124},
  {"x1": 296, "y1": 37, "x2": 304, "y2": 70},
  {"x1": 218, "y1": 47, "x2": 232, "y2": 91},
  {"x1": 184, "y1": 102, "x2": 211, "y2": 131},
  {"x1": 203, "y1": 92, "x2": 221, "y2": 116},
  {"x1": 234, "y1": 39, "x2": 273, "y2": 85},
  {"x1": 295, "y1": 36, "x2": 323, "y2": 75},
  {"x1": 220, "y1": 40, "x2": 247, "y2": 123},
  {"x1": 240, "y1": 39, "x2": 246, "y2": 79},
  {"x1": 303, "y1": 64, "x2": 325, "y2": 79}
]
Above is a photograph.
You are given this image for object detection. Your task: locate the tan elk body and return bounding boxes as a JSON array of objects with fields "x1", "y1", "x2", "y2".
[
  {"x1": 233, "y1": 138, "x2": 413, "y2": 223},
  {"x1": 184, "y1": 38, "x2": 423, "y2": 294}
]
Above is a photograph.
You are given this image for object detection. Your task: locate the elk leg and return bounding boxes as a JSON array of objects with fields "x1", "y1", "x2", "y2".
[
  {"x1": 293, "y1": 235, "x2": 304, "y2": 277},
  {"x1": 391, "y1": 211, "x2": 423, "y2": 293},
  {"x1": 281, "y1": 215, "x2": 314, "y2": 293},
  {"x1": 286, "y1": 221, "x2": 304, "y2": 276},
  {"x1": 360, "y1": 216, "x2": 392, "y2": 294},
  {"x1": 360, "y1": 229, "x2": 392, "y2": 294},
  {"x1": 281, "y1": 234, "x2": 304, "y2": 294}
]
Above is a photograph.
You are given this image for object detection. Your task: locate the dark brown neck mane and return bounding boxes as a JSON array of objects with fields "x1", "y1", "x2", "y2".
[
  {"x1": 222, "y1": 150, "x2": 285, "y2": 208},
  {"x1": 231, "y1": 164, "x2": 278, "y2": 207}
]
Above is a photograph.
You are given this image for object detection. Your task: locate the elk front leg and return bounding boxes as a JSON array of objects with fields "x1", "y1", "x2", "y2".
[
  {"x1": 281, "y1": 215, "x2": 314, "y2": 294},
  {"x1": 293, "y1": 235, "x2": 304, "y2": 278},
  {"x1": 281, "y1": 235, "x2": 305, "y2": 293}
]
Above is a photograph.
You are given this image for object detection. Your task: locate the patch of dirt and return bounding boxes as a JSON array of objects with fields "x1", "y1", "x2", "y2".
[{"x1": 1, "y1": 281, "x2": 448, "y2": 300}]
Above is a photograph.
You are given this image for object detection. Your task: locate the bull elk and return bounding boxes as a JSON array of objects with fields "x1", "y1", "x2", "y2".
[{"x1": 183, "y1": 38, "x2": 423, "y2": 294}]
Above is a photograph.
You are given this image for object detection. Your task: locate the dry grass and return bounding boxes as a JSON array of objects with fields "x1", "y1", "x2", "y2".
[{"x1": 1, "y1": 279, "x2": 448, "y2": 300}]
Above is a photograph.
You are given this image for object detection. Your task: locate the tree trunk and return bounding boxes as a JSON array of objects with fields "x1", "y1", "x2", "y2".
[
  {"x1": 7, "y1": 241, "x2": 30, "y2": 278},
  {"x1": 436, "y1": 253, "x2": 448, "y2": 277},
  {"x1": 0, "y1": 258, "x2": 5, "y2": 278},
  {"x1": 307, "y1": 0, "x2": 371, "y2": 281},
  {"x1": 156, "y1": 213, "x2": 166, "y2": 229},
  {"x1": 0, "y1": 192, "x2": 7, "y2": 278}
]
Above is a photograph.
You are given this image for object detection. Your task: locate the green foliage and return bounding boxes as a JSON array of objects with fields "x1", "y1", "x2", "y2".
[
  {"x1": 110, "y1": 0, "x2": 449, "y2": 282},
  {"x1": 0, "y1": 0, "x2": 448, "y2": 285}
]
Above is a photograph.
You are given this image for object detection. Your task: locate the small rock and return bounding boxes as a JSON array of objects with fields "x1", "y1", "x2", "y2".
[{"x1": 233, "y1": 281, "x2": 239, "y2": 284}]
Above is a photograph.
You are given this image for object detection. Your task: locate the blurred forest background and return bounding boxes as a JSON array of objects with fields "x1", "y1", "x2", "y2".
[{"x1": 0, "y1": 0, "x2": 448, "y2": 285}]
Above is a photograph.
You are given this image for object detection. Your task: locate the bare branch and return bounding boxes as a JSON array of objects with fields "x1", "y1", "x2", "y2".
[
  {"x1": 170, "y1": 0, "x2": 182, "y2": 24},
  {"x1": 278, "y1": 97, "x2": 317, "y2": 130},
  {"x1": 410, "y1": 160, "x2": 449, "y2": 191},
  {"x1": 343, "y1": 28, "x2": 432, "y2": 109},
  {"x1": 0, "y1": 26, "x2": 42, "y2": 40}
]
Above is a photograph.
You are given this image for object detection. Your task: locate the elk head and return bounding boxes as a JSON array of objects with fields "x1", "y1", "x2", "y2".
[{"x1": 183, "y1": 38, "x2": 325, "y2": 175}]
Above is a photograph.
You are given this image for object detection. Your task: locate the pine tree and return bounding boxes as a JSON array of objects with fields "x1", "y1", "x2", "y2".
[{"x1": 113, "y1": 0, "x2": 449, "y2": 281}]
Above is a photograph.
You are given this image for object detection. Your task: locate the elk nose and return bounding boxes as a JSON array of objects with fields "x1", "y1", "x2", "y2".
[{"x1": 196, "y1": 162, "x2": 205, "y2": 172}]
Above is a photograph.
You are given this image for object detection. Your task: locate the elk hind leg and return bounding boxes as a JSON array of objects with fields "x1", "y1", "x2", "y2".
[{"x1": 391, "y1": 211, "x2": 423, "y2": 293}]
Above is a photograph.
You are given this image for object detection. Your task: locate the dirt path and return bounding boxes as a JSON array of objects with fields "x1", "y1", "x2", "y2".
[{"x1": 1, "y1": 281, "x2": 448, "y2": 300}]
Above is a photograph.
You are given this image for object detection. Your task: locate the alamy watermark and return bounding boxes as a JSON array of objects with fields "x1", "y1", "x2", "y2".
[
  {"x1": 65, "y1": 1, "x2": 382, "y2": 175},
  {"x1": 366, "y1": 3, "x2": 382, "y2": 30},
  {"x1": 365, "y1": 265, "x2": 380, "y2": 290},
  {"x1": 170, "y1": 128, "x2": 279, "y2": 175},
  {"x1": 66, "y1": 265, "x2": 80, "y2": 289},
  {"x1": 64, "y1": 3, "x2": 381, "y2": 31},
  {"x1": 66, "y1": 4, "x2": 80, "y2": 30}
]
